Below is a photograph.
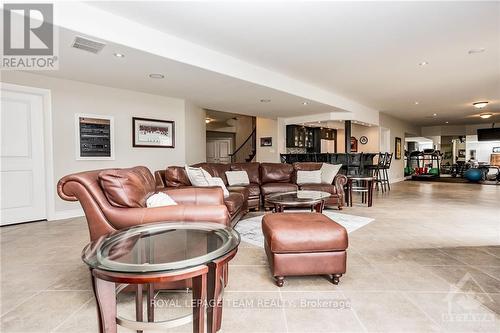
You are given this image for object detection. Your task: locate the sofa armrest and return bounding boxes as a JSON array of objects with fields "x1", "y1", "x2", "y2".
[
  {"x1": 154, "y1": 170, "x2": 166, "y2": 189},
  {"x1": 334, "y1": 174, "x2": 347, "y2": 196},
  {"x1": 106, "y1": 204, "x2": 231, "y2": 229},
  {"x1": 161, "y1": 187, "x2": 225, "y2": 205}
]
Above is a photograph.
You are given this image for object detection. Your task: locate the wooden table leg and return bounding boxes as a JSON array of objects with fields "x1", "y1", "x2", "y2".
[
  {"x1": 368, "y1": 179, "x2": 373, "y2": 207},
  {"x1": 92, "y1": 274, "x2": 117, "y2": 333},
  {"x1": 192, "y1": 272, "x2": 207, "y2": 333},
  {"x1": 136, "y1": 284, "x2": 143, "y2": 333},
  {"x1": 147, "y1": 283, "x2": 154, "y2": 322}
]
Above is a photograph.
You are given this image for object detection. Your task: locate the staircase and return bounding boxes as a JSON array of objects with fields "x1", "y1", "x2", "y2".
[{"x1": 230, "y1": 127, "x2": 256, "y2": 163}]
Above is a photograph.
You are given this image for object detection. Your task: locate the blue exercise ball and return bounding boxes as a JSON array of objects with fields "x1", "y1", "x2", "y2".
[{"x1": 464, "y1": 168, "x2": 483, "y2": 182}]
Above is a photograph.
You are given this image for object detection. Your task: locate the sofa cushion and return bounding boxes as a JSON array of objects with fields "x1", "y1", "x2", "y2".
[
  {"x1": 260, "y1": 163, "x2": 294, "y2": 184},
  {"x1": 261, "y1": 182, "x2": 298, "y2": 196},
  {"x1": 185, "y1": 166, "x2": 212, "y2": 186},
  {"x1": 296, "y1": 170, "x2": 322, "y2": 185},
  {"x1": 225, "y1": 170, "x2": 250, "y2": 186},
  {"x1": 231, "y1": 162, "x2": 261, "y2": 184},
  {"x1": 164, "y1": 166, "x2": 191, "y2": 187},
  {"x1": 226, "y1": 186, "x2": 249, "y2": 202},
  {"x1": 246, "y1": 183, "x2": 261, "y2": 197},
  {"x1": 99, "y1": 166, "x2": 155, "y2": 208},
  {"x1": 299, "y1": 183, "x2": 338, "y2": 195},
  {"x1": 320, "y1": 163, "x2": 342, "y2": 184},
  {"x1": 262, "y1": 212, "x2": 348, "y2": 253},
  {"x1": 192, "y1": 163, "x2": 231, "y2": 185},
  {"x1": 224, "y1": 192, "x2": 245, "y2": 216}
]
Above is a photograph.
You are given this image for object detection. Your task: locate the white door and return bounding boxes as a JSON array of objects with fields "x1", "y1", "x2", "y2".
[
  {"x1": 380, "y1": 127, "x2": 390, "y2": 153},
  {"x1": 206, "y1": 139, "x2": 232, "y2": 163},
  {"x1": 1, "y1": 88, "x2": 46, "y2": 225}
]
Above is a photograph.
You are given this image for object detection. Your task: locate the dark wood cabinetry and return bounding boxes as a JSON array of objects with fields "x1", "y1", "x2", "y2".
[{"x1": 286, "y1": 125, "x2": 336, "y2": 153}]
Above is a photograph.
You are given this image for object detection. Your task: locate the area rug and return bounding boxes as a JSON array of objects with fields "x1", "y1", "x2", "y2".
[{"x1": 234, "y1": 211, "x2": 375, "y2": 247}]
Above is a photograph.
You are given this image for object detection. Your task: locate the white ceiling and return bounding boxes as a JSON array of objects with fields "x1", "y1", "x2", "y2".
[{"x1": 88, "y1": 1, "x2": 500, "y2": 125}]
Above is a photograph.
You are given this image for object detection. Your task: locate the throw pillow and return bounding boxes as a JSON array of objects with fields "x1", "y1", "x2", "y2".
[
  {"x1": 296, "y1": 170, "x2": 322, "y2": 185},
  {"x1": 207, "y1": 177, "x2": 230, "y2": 197},
  {"x1": 225, "y1": 171, "x2": 250, "y2": 186},
  {"x1": 320, "y1": 163, "x2": 342, "y2": 184},
  {"x1": 146, "y1": 192, "x2": 177, "y2": 208},
  {"x1": 185, "y1": 166, "x2": 212, "y2": 186}
]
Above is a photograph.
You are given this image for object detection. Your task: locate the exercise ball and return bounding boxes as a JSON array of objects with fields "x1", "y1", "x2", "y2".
[{"x1": 464, "y1": 168, "x2": 483, "y2": 182}]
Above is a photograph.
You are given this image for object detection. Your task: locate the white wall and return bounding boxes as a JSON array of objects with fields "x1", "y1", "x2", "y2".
[
  {"x1": 379, "y1": 113, "x2": 421, "y2": 182},
  {"x1": 1, "y1": 72, "x2": 187, "y2": 216},
  {"x1": 337, "y1": 124, "x2": 380, "y2": 153},
  {"x1": 184, "y1": 102, "x2": 206, "y2": 164},
  {"x1": 256, "y1": 117, "x2": 279, "y2": 162}
]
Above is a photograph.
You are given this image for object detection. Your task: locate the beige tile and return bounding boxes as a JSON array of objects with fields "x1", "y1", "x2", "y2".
[
  {"x1": 337, "y1": 264, "x2": 394, "y2": 291},
  {"x1": 1, "y1": 291, "x2": 92, "y2": 332},
  {"x1": 220, "y1": 291, "x2": 287, "y2": 333},
  {"x1": 441, "y1": 247, "x2": 500, "y2": 266},
  {"x1": 404, "y1": 292, "x2": 500, "y2": 332},
  {"x1": 281, "y1": 291, "x2": 365, "y2": 332},
  {"x1": 345, "y1": 291, "x2": 441, "y2": 332},
  {"x1": 225, "y1": 265, "x2": 279, "y2": 292},
  {"x1": 229, "y1": 246, "x2": 268, "y2": 266},
  {"x1": 427, "y1": 266, "x2": 500, "y2": 293}
]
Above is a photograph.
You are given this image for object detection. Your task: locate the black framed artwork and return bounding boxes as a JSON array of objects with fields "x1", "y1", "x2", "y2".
[
  {"x1": 260, "y1": 137, "x2": 272, "y2": 147},
  {"x1": 132, "y1": 117, "x2": 175, "y2": 148},
  {"x1": 350, "y1": 137, "x2": 358, "y2": 152},
  {"x1": 395, "y1": 137, "x2": 402, "y2": 160}
]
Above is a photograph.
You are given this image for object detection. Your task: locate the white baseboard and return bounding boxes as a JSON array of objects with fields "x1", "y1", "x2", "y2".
[{"x1": 49, "y1": 208, "x2": 84, "y2": 221}]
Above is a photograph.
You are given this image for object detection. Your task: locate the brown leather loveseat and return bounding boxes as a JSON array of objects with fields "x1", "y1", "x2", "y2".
[{"x1": 57, "y1": 166, "x2": 230, "y2": 241}]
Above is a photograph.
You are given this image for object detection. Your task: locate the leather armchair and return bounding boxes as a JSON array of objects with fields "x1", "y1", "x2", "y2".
[{"x1": 57, "y1": 168, "x2": 231, "y2": 241}]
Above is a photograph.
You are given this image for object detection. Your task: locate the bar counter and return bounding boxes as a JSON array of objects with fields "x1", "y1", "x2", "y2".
[{"x1": 280, "y1": 153, "x2": 378, "y2": 175}]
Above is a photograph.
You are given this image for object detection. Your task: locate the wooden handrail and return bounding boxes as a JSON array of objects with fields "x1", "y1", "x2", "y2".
[{"x1": 229, "y1": 127, "x2": 256, "y2": 157}]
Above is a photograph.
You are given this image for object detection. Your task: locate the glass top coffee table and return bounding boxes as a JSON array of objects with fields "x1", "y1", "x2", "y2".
[
  {"x1": 82, "y1": 222, "x2": 240, "y2": 333},
  {"x1": 265, "y1": 190, "x2": 331, "y2": 213}
]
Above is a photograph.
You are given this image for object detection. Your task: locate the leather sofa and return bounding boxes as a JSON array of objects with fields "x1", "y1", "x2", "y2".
[
  {"x1": 57, "y1": 166, "x2": 231, "y2": 241},
  {"x1": 154, "y1": 162, "x2": 347, "y2": 215}
]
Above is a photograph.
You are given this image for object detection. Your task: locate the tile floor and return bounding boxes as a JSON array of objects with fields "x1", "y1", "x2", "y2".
[{"x1": 1, "y1": 181, "x2": 500, "y2": 332}]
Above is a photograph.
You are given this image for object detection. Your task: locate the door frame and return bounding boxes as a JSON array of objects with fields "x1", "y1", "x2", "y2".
[{"x1": 1, "y1": 82, "x2": 56, "y2": 222}]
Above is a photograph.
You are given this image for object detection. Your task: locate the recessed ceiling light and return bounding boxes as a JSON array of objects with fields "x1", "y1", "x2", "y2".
[
  {"x1": 113, "y1": 52, "x2": 125, "y2": 58},
  {"x1": 480, "y1": 113, "x2": 493, "y2": 119},
  {"x1": 414, "y1": 101, "x2": 419, "y2": 105},
  {"x1": 445, "y1": 121, "x2": 449, "y2": 124},
  {"x1": 149, "y1": 73, "x2": 164, "y2": 79},
  {"x1": 473, "y1": 101, "x2": 489, "y2": 109},
  {"x1": 260, "y1": 99, "x2": 271, "y2": 103},
  {"x1": 433, "y1": 113, "x2": 437, "y2": 117},
  {"x1": 468, "y1": 48, "x2": 485, "y2": 54},
  {"x1": 303, "y1": 101, "x2": 309, "y2": 106},
  {"x1": 419, "y1": 61, "x2": 428, "y2": 66}
]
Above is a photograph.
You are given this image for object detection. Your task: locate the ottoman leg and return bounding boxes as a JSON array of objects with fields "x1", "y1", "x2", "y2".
[
  {"x1": 331, "y1": 274, "x2": 343, "y2": 285},
  {"x1": 275, "y1": 276, "x2": 285, "y2": 287}
]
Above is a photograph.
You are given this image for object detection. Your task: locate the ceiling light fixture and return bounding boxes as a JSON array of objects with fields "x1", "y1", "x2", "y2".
[
  {"x1": 433, "y1": 113, "x2": 437, "y2": 117},
  {"x1": 113, "y1": 52, "x2": 125, "y2": 58},
  {"x1": 260, "y1": 99, "x2": 271, "y2": 103},
  {"x1": 149, "y1": 73, "x2": 164, "y2": 79},
  {"x1": 445, "y1": 121, "x2": 449, "y2": 124},
  {"x1": 468, "y1": 48, "x2": 485, "y2": 54},
  {"x1": 480, "y1": 113, "x2": 493, "y2": 119},
  {"x1": 419, "y1": 61, "x2": 428, "y2": 66},
  {"x1": 205, "y1": 118, "x2": 212, "y2": 124},
  {"x1": 473, "y1": 101, "x2": 489, "y2": 109},
  {"x1": 303, "y1": 101, "x2": 309, "y2": 106},
  {"x1": 414, "y1": 101, "x2": 419, "y2": 105}
]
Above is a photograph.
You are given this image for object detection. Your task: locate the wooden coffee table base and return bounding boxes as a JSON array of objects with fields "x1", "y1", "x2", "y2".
[
  {"x1": 272, "y1": 200, "x2": 326, "y2": 213},
  {"x1": 91, "y1": 266, "x2": 208, "y2": 333}
]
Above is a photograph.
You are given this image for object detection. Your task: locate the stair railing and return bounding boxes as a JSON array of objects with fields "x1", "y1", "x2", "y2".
[{"x1": 229, "y1": 127, "x2": 256, "y2": 163}]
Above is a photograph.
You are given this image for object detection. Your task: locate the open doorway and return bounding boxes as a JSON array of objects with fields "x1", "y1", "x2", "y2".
[{"x1": 205, "y1": 110, "x2": 256, "y2": 163}]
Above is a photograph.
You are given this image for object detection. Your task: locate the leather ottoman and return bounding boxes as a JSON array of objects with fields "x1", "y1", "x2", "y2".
[{"x1": 262, "y1": 212, "x2": 348, "y2": 287}]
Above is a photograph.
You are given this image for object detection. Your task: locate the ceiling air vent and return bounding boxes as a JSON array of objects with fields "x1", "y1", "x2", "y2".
[{"x1": 71, "y1": 36, "x2": 106, "y2": 54}]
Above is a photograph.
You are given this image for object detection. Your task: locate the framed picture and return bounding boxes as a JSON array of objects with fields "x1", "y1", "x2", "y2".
[
  {"x1": 350, "y1": 137, "x2": 358, "y2": 152},
  {"x1": 260, "y1": 137, "x2": 272, "y2": 147},
  {"x1": 132, "y1": 117, "x2": 175, "y2": 148},
  {"x1": 458, "y1": 149, "x2": 466, "y2": 158},
  {"x1": 395, "y1": 137, "x2": 402, "y2": 160},
  {"x1": 75, "y1": 114, "x2": 114, "y2": 160}
]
